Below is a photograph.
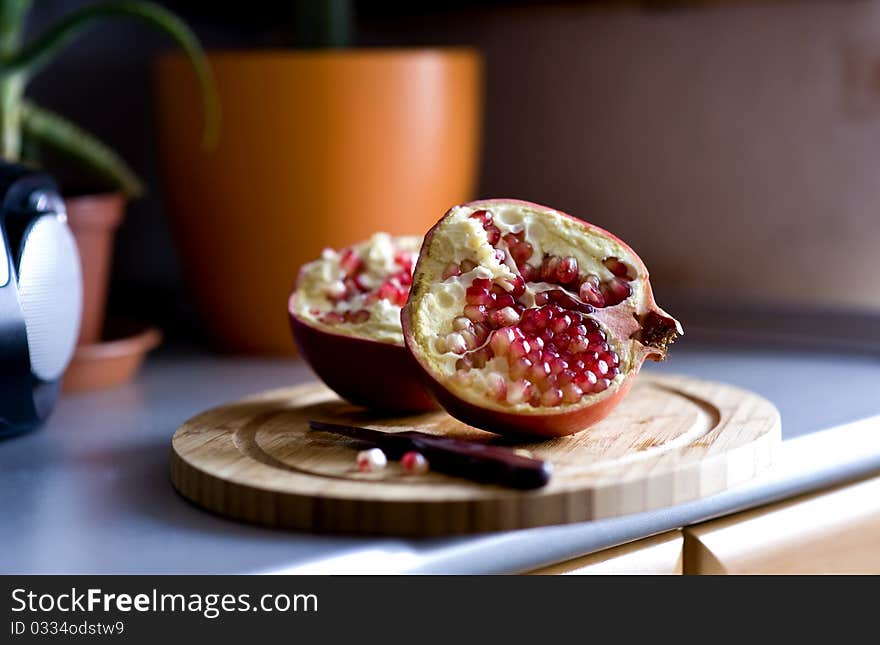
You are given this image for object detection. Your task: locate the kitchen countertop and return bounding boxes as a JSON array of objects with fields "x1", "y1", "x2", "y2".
[{"x1": 2, "y1": 336, "x2": 880, "y2": 574}]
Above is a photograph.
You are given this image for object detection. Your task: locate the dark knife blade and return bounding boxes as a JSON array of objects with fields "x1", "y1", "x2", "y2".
[{"x1": 309, "y1": 420, "x2": 551, "y2": 490}]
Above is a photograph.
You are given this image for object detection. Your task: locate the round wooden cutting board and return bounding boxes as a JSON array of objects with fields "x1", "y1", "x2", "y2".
[{"x1": 170, "y1": 374, "x2": 780, "y2": 536}]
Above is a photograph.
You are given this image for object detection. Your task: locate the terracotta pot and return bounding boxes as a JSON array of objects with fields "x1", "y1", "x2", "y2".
[
  {"x1": 154, "y1": 49, "x2": 483, "y2": 354},
  {"x1": 64, "y1": 193, "x2": 125, "y2": 346}
]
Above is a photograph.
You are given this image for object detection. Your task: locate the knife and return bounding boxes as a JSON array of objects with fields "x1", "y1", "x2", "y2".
[{"x1": 309, "y1": 420, "x2": 552, "y2": 490}]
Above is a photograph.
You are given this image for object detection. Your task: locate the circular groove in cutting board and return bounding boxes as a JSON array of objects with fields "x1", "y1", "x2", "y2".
[{"x1": 170, "y1": 373, "x2": 780, "y2": 536}]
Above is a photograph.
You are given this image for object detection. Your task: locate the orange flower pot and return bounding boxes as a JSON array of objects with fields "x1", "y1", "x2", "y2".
[{"x1": 154, "y1": 49, "x2": 483, "y2": 354}]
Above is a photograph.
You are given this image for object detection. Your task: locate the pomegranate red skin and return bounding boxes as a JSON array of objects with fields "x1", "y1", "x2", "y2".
[
  {"x1": 403, "y1": 198, "x2": 676, "y2": 438},
  {"x1": 289, "y1": 293, "x2": 437, "y2": 414}
]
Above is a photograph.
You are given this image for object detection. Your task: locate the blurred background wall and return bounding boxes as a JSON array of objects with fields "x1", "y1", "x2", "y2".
[{"x1": 24, "y1": 0, "x2": 880, "y2": 344}]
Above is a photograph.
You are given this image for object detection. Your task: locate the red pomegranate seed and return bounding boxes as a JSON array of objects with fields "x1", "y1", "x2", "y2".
[
  {"x1": 493, "y1": 292, "x2": 516, "y2": 309},
  {"x1": 466, "y1": 286, "x2": 493, "y2": 306},
  {"x1": 557, "y1": 369, "x2": 576, "y2": 386},
  {"x1": 593, "y1": 378, "x2": 612, "y2": 393},
  {"x1": 519, "y1": 264, "x2": 538, "y2": 282},
  {"x1": 595, "y1": 359, "x2": 609, "y2": 376},
  {"x1": 510, "y1": 338, "x2": 531, "y2": 359},
  {"x1": 601, "y1": 277, "x2": 632, "y2": 306},
  {"x1": 549, "y1": 357, "x2": 568, "y2": 375},
  {"x1": 579, "y1": 280, "x2": 605, "y2": 307},
  {"x1": 566, "y1": 336, "x2": 586, "y2": 354},
  {"x1": 540, "y1": 256, "x2": 559, "y2": 282},
  {"x1": 510, "y1": 242, "x2": 533, "y2": 265},
  {"x1": 339, "y1": 248, "x2": 362, "y2": 276},
  {"x1": 603, "y1": 257, "x2": 631, "y2": 279},
  {"x1": 490, "y1": 306, "x2": 520, "y2": 327},
  {"x1": 574, "y1": 370, "x2": 598, "y2": 389},
  {"x1": 470, "y1": 209, "x2": 492, "y2": 225},
  {"x1": 556, "y1": 257, "x2": 578, "y2": 284}
]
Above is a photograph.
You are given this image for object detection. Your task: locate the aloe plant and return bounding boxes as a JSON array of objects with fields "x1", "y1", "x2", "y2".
[{"x1": 0, "y1": 0, "x2": 218, "y2": 198}]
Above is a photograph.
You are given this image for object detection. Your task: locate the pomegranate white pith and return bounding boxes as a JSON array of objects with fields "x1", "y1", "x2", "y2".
[
  {"x1": 403, "y1": 200, "x2": 682, "y2": 436},
  {"x1": 289, "y1": 233, "x2": 436, "y2": 413}
]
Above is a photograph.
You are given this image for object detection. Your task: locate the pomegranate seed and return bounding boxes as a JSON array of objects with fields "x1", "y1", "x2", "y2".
[
  {"x1": 562, "y1": 383, "x2": 584, "y2": 404},
  {"x1": 596, "y1": 359, "x2": 609, "y2": 376},
  {"x1": 357, "y1": 448, "x2": 387, "y2": 473},
  {"x1": 540, "y1": 256, "x2": 560, "y2": 282},
  {"x1": 487, "y1": 372, "x2": 507, "y2": 400},
  {"x1": 493, "y1": 293, "x2": 517, "y2": 310},
  {"x1": 510, "y1": 242, "x2": 534, "y2": 265},
  {"x1": 339, "y1": 249, "x2": 362, "y2": 276},
  {"x1": 470, "y1": 209, "x2": 492, "y2": 225},
  {"x1": 541, "y1": 388, "x2": 563, "y2": 407},
  {"x1": 509, "y1": 357, "x2": 532, "y2": 380},
  {"x1": 471, "y1": 347, "x2": 491, "y2": 368},
  {"x1": 490, "y1": 306, "x2": 520, "y2": 327},
  {"x1": 461, "y1": 330, "x2": 479, "y2": 350},
  {"x1": 460, "y1": 259, "x2": 477, "y2": 273},
  {"x1": 506, "y1": 381, "x2": 532, "y2": 405},
  {"x1": 601, "y1": 277, "x2": 632, "y2": 306},
  {"x1": 348, "y1": 310, "x2": 370, "y2": 324},
  {"x1": 322, "y1": 311, "x2": 345, "y2": 325},
  {"x1": 452, "y1": 316, "x2": 472, "y2": 331},
  {"x1": 445, "y1": 332, "x2": 468, "y2": 354},
  {"x1": 556, "y1": 257, "x2": 578, "y2": 284},
  {"x1": 551, "y1": 315, "x2": 571, "y2": 334},
  {"x1": 579, "y1": 280, "x2": 605, "y2": 307},
  {"x1": 488, "y1": 228, "x2": 502, "y2": 245},
  {"x1": 464, "y1": 305, "x2": 487, "y2": 323},
  {"x1": 473, "y1": 323, "x2": 490, "y2": 344},
  {"x1": 557, "y1": 369, "x2": 576, "y2": 386},
  {"x1": 519, "y1": 264, "x2": 538, "y2": 282},
  {"x1": 568, "y1": 335, "x2": 589, "y2": 353},
  {"x1": 574, "y1": 370, "x2": 598, "y2": 389},
  {"x1": 510, "y1": 338, "x2": 531, "y2": 359},
  {"x1": 549, "y1": 357, "x2": 568, "y2": 375},
  {"x1": 593, "y1": 378, "x2": 612, "y2": 393},
  {"x1": 466, "y1": 287, "x2": 493, "y2": 306},
  {"x1": 489, "y1": 327, "x2": 516, "y2": 355},
  {"x1": 527, "y1": 361, "x2": 551, "y2": 383},
  {"x1": 603, "y1": 257, "x2": 631, "y2": 279},
  {"x1": 401, "y1": 451, "x2": 429, "y2": 475},
  {"x1": 442, "y1": 263, "x2": 462, "y2": 279}
]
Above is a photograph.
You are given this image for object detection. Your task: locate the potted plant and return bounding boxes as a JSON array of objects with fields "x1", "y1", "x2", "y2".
[
  {"x1": 0, "y1": 0, "x2": 217, "y2": 388},
  {"x1": 155, "y1": 0, "x2": 483, "y2": 354}
]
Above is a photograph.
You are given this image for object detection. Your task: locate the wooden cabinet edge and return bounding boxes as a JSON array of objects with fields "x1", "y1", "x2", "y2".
[
  {"x1": 530, "y1": 530, "x2": 683, "y2": 575},
  {"x1": 683, "y1": 474, "x2": 880, "y2": 574}
]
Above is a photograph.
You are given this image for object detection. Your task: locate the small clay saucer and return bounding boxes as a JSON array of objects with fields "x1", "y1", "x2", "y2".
[{"x1": 63, "y1": 319, "x2": 162, "y2": 392}]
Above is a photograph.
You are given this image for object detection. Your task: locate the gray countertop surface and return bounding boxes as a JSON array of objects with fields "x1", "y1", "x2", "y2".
[{"x1": 2, "y1": 338, "x2": 880, "y2": 574}]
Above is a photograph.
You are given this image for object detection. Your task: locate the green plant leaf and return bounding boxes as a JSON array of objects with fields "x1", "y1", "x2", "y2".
[
  {"x1": 21, "y1": 100, "x2": 144, "y2": 198},
  {"x1": 0, "y1": 0, "x2": 218, "y2": 147}
]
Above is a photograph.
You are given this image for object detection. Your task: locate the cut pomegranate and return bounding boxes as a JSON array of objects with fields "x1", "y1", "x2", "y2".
[
  {"x1": 289, "y1": 233, "x2": 437, "y2": 412},
  {"x1": 402, "y1": 200, "x2": 682, "y2": 437}
]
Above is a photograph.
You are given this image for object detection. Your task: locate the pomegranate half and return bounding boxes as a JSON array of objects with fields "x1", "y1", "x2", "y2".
[
  {"x1": 402, "y1": 199, "x2": 682, "y2": 437},
  {"x1": 289, "y1": 233, "x2": 436, "y2": 412}
]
